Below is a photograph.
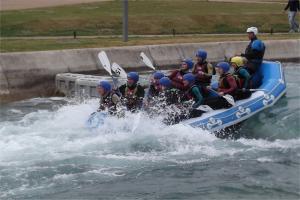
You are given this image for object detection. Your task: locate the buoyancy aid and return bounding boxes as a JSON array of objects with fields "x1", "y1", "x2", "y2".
[
  {"x1": 192, "y1": 61, "x2": 215, "y2": 85},
  {"x1": 218, "y1": 73, "x2": 238, "y2": 96}
]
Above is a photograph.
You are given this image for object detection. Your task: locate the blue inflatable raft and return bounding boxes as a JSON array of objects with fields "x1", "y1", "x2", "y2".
[
  {"x1": 181, "y1": 61, "x2": 286, "y2": 132},
  {"x1": 86, "y1": 61, "x2": 286, "y2": 132}
]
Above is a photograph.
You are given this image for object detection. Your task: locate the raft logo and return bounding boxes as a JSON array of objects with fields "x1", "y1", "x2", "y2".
[
  {"x1": 236, "y1": 106, "x2": 251, "y2": 119},
  {"x1": 207, "y1": 117, "x2": 222, "y2": 130},
  {"x1": 263, "y1": 94, "x2": 275, "y2": 106}
]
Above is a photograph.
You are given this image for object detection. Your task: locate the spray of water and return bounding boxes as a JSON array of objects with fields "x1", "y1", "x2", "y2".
[{"x1": 0, "y1": 97, "x2": 300, "y2": 199}]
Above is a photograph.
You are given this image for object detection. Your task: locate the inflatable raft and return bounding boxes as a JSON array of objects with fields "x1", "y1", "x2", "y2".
[
  {"x1": 86, "y1": 61, "x2": 286, "y2": 132},
  {"x1": 181, "y1": 61, "x2": 286, "y2": 132}
]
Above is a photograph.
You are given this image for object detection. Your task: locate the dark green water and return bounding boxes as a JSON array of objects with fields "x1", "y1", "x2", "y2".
[{"x1": 0, "y1": 63, "x2": 299, "y2": 200}]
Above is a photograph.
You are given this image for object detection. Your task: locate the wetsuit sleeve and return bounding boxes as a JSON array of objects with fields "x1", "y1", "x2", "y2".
[
  {"x1": 239, "y1": 68, "x2": 251, "y2": 89},
  {"x1": 191, "y1": 87, "x2": 203, "y2": 108},
  {"x1": 284, "y1": 2, "x2": 290, "y2": 10},
  {"x1": 118, "y1": 85, "x2": 126, "y2": 96},
  {"x1": 219, "y1": 76, "x2": 237, "y2": 95}
]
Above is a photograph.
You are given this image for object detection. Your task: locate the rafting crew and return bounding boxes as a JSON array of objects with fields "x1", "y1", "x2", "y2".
[
  {"x1": 192, "y1": 49, "x2": 215, "y2": 87},
  {"x1": 146, "y1": 71, "x2": 165, "y2": 101},
  {"x1": 230, "y1": 56, "x2": 252, "y2": 100},
  {"x1": 169, "y1": 58, "x2": 194, "y2": 91},
  {"x1": 202, "y1": 62, "x2": 237, "y2": 110},
  {"x1": 119, "y1": 72, "x2": 145, "y2": 112},
  {"x1": 153, "y1": 77, "x2": 184, "y2": 124},
  {"x1": 95, "y1": 43, "x2": 268, "y2": 124},
  {"x1": 241, "y1": 27, "x2": 265, "y2": 75},
  {"x1": 239, "y1": 27, "x2": 265, "y2": 88},
  {"x1": 96, "y1": 81, "x2": 124, "y2": 116}
]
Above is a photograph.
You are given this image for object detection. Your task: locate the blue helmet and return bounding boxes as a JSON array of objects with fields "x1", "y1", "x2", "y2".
[
  {"x1": 195, "y1": 49, "x2": 207, "y2": 60},
  {"x1": 98, "y1": 80, "x2": 112, "y2": 92},
  {"x1": 153, "y1": 71, "x2": 164, "y2": 80},
  {"x1": 182, "y1": 58, "x2": 194, "y2": 69},
  {"x1": 251, "y1": 40, "x2": 265, "y2": 51},
  {"x1": 183, "y1": 73, "x2": 195, "y2": 84},
  {"x1": 216, "y1": 62, "x2": 230, "y2": 73},
  {"x1": 127, "y1": 72, "x2": 139, "y2": 82},
  {"x1": 159, "y1": 77, "x2": 172, "y2": 88}
]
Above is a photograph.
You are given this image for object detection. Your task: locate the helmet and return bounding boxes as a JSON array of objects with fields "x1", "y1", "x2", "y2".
[
  {"x1": 127, "y1": 72, "x2": 139, "y2": 82},
  {"x1": 230, "y1": 56, "x2": 244, "y2": 67},
  {"x1": 246, "y1": 27, "x2": 258, "y2": 35},
  {"x1": 183, "y1": 73, "x2": 195, "y2": 84},
  {"x1": 182, "y1": 58, "x2": 194, "y2": 69},
  {"x1": 97, "y1": 80, "x2": 112, "y2": 92},
  {"x1": 216, "y1": 62, "x2": 230, "y2": 73},
  {"x1": 251, "y1": 39, "x2": 265, "y2": 51},
  {"x1": 195, "y1": 49, "x2": 207, "y2": 60},
  {"x1": 159, "y1": 77, "x2": 172, "y2": 88},
  {"x1": 153, "y1": 71, "x2": 164, "y2": 80}
]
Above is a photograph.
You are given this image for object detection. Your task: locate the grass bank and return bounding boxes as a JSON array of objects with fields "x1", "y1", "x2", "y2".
[
  {"x1": 1, "y1": 34, "x2": 299, "y2": 52},
  {"x1": 0, "y1": 0, "x2": 292, "y2": 37}
]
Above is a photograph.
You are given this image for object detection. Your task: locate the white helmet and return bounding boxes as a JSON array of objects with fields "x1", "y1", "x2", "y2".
[{"x1": 246, "y1": 27, "x2": 258, "y2": 35}]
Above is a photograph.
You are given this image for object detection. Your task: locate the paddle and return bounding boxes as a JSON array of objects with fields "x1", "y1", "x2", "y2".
[
  {"x1": 245, "y1": 88, "x2": 268, "y2": 92},
  {"x1": 109, "y1": 62, "x2": 141, "y2": 133},
  {"x1": 97, "y1": 51, "x2": 119, "y2": 88},
  {"x1": 140, "y1": 52, "x2": 156, "y2": 71},
  {"x1": 196, "y1": 105, "x2": 214, "y2": 112},
  {"x1": 208, "y1": 88, "x2": 235, "y2": 106},
  {"x1": 111, "y1": 62, "x2": 127, "y2": 79}
]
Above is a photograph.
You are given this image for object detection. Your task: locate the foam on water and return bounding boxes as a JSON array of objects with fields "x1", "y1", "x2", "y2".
[{"x1": 1, "y1": 97, "x2": 300, "y2": 199}]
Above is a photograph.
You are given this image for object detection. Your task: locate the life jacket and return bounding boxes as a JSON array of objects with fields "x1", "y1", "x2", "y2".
[
  {"x1": 233, "y1": 67, "x2": 252, "y2": 89},
  {"x1": 121, "y1": 84, "x2": 144, "y2": 111},
  {"x1": 169, "y1": 70, "x2": 188, "y2": 90},
  {"x1": 148, "y1": 84, "x2": 161, "y2": 98},
  {"x1": 192, "y1": 61, "x2": 215, "y2": 86},
  {"x1": 218, "y1": 73, "x2": 238, "y2": 97},
  {"x1": 99, "y1": 91, "x2": 119, "y2": 111},
  {"x1": 124, "y1": 86, "x2": 138, "y2": 98},
  {"x1": 245, "y1": 37, "x2": 265, "y2": 64}
]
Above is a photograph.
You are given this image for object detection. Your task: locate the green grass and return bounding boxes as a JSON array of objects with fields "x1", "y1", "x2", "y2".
[
  {"x1": 1, "y1": 34, "x2": 299, "y2": 53},
  {"x1": 0, "y1": 0, "x2": 293, "y2": 37}
]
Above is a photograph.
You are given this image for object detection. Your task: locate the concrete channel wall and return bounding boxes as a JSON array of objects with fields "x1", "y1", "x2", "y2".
[{"x1": 0, "y1": 39, "x2": 299, "y2": 103}]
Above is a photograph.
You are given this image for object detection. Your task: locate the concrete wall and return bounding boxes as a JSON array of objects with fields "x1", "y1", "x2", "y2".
[{"x1": 0, "y1": 39, "x2": 299, "y2": 103}]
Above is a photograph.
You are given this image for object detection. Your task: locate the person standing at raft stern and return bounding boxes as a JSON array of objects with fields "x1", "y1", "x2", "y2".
[
  {"x1": 240, "y1": 27, "x2": 265, "y2": 75},
  {"x1": 284, "y1": 0, "x2": 300, "y2": 33},
  {"x1": 192, "y1": 49, "x2": 215, "y2": 86},
  {"x1": 169, "y1": 58, "x2": 194, "y2": 91},
  {"x1": 97, "y1": 81, "x2": 122, "y2": 115},
  {"x1": 119, "y1": 72, "x2": 145, "y2": 112}
]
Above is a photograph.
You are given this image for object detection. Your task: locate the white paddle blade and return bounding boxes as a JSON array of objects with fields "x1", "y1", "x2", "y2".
[
  {"x1": 111, "y1": 63, "x2": 127, "y2": 79},
  {"x1": 197, "y1": 105, "x2": 214, "y2": 112},
  {"x1": 140, "y1": 52, "x2": 156, "y2": 70},
  {"x1": 98, "y1": 51, "x2": 112, "y2": 75},
  {"x1": 224, "y1": 95, "x2": 235, "y2": 106}
]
